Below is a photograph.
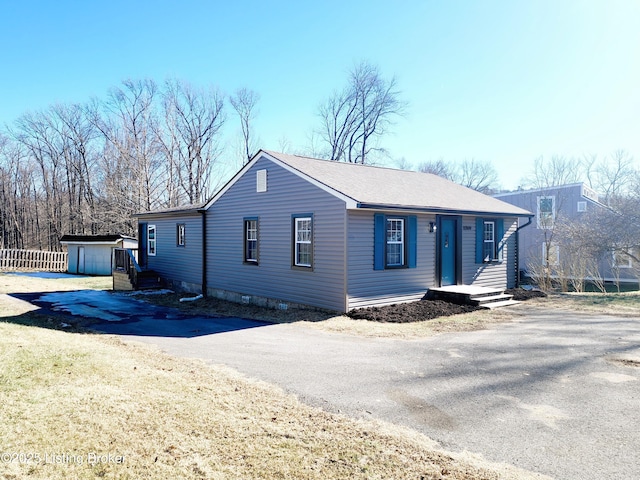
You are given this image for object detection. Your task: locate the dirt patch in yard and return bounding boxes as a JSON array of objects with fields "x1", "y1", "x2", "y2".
[
  {"x1": 505, "y1": 288, "x2": 547, "y2": 301},
  {"x1": 346, "y1": 289, "x2": 546, "y2": 323},
  {"x1": 347, "y1": 300, "x2": 480, "y2": 323}
]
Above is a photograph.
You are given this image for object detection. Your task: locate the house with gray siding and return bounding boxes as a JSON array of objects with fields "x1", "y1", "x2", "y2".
[
  {"x1": 495, "y1": 184, "x2": 639, "y2": 285},
  {"x1": 135, "y1": 150, "x2": 532, "y2": 312}
]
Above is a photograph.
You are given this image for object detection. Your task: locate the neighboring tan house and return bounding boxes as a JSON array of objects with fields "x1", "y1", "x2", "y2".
[
  {"x1": 495, "y1": 183, "x2": 639, "y2": 285},
  {"x1": 133, "y1": 150, "x2": 532, "y2": 311},
  {"x1": 60, "y1": 234, "x2": 137, "y2": 275}
]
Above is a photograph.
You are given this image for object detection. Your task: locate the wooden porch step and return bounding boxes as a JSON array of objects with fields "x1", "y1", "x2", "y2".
[
  {"x1": 469, "y1": 293, "x2": 514, "y2": 306},
  {"x1": 479, "y1": 299, "x2": 520, "y2": 309},
  {"x1": 426, "y1": 285, "x2": 519, "y2": 309}
]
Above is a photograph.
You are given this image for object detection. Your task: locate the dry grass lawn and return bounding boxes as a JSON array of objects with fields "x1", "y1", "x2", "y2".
[
  {"x1": 0, "y1": 273, "x2": 550, "y2": 479},
  {"x1": 535, "y1": 291, "x2": 640, "y2": 316}
]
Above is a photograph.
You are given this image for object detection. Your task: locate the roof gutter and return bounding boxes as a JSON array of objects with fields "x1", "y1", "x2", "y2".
[{"x1": 355, "y1": 202, "x2": 534, "y2": 218}]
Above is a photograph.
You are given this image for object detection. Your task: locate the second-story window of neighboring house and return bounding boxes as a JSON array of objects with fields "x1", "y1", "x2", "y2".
[
  {"x1": 537, "y1": 196, "x2": 555, "y2": 229},
  {"x1": 613, "y1": 249, "x2": 633, "y2": 269}
]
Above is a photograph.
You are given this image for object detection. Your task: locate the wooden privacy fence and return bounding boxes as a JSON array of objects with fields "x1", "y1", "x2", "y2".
[{"x1": 0, "y1": 249, "x2": 68, "y2": 272}]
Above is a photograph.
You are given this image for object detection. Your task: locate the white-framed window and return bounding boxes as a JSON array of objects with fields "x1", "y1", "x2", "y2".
[
  {"x1": 475, "y1": 217, "x2": 504, "y2": 264},
  {"x1": 293, "y1": 216, "x2": 312, "y2": 268},
  {"x1": 483, "y1": 221, "x2": 496, "y2": 262},
  {"x1": 613, "y1": 250, "x2": 633, "y2": 269},
  {"x1": 577, "y1": 201, "x2": 587, "y2": 212},
  {"x1": 537, "y1": 196, "x2": 555, "y2": 229},
  {"x1": 542, "y1": 242, "x2": 559, "y2": 266},
  {"x1": 147, "y1": 225, "x2": 156, "y2": 256},
  {"x1": 386, "y1": 218, "x2": 405, "y2": 267},
  {"x1": 244, "y1": 218, "x2": 258, "y2": 263},
  {"x1": 176, "y1": 223, "x2": 185, "y2": 247}
]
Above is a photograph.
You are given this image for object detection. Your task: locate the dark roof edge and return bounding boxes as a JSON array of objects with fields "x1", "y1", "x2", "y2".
[
  {"x1": 355, "y1": 203, "x2": 534, "y2": 217},
  {"x1": 133, "y1": 207, "x2": 204, "y2": 218},
  {"x1": 60, "y1": 234, "x2": 137, "y2": 243}
]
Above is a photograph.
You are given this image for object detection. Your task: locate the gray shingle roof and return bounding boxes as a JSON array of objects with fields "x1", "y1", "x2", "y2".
[{"x1": 264, "y1": 151, "x2": 532, "y2": 216}]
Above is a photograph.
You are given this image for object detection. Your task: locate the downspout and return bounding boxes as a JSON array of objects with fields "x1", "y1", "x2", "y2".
[
  {"x1": 515, "y1": 216, "x2": 533, "y2": 287},
  {"x1": 343, "y1": 209, "x2": 349, "y2": 313},
  {"x1": 200, "y1": 210, "x2": 207, "y2": 297}
]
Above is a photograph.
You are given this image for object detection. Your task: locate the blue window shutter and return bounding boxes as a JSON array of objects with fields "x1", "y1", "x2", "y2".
[
  {"x1": 475, "y1": 218, "x2": 484, "y2": 263},
  {"x1": 496, "y1": 218, "x2": 505, "y2": 262},
  {"x1": 374, "y1": 213, "x2": 385, "y2": 270},
  {"x1": 408, "y1": 215, "x2": 417, "y2": 268}
]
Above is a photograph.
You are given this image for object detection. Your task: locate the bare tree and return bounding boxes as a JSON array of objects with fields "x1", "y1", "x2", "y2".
[
  {"x1": 276, "y1": 135, "x2": 291, "y2": 154},
  {"x1": 394, "y1": 156, "x2": 412, "y2": 170},
  {"x1": 161, "y1": 78, "x2": 226, "y2": 205},
  {"x1": 416, "y1": 158, "x2": 498, "y2": 193},
  {"x1": 581, "y1": 153, "x2": 598, "y2": 189},
  {"x1": 12, "y1": 110, "x2": 68, "y2": 249},
  {"x1": 0, "y1": 135, "x2": 36, "y2": 249},
  {"x1": 418, "y1": 159, "x2": 456, "y2": 181},
  {"x1": 318, "y1": 84, "x2": 360, "y2": 161},
  {"x1": 0, "y1": 76, "x2": 248, "y2": 248},
  {"x1": 520, "y1": 155, "x2": 584, "y2": 289},
  {"x1": 524, "y1": 155, "x2": 582, "y2": 189},
  {"x1": 595, "y1": 149, "x2": 635, "y2": 206},
  {"x1": 50, "y1": 103, "x2": 99, "y2": 234},
  {"x1": 87, "y1": 78, "x2": 163, "y2": 235},
  {"x1": 317, "y1": 61, "x2": 405, "y2": 164},
  {"x1": 457, "y1": 159, "x2": 499, "y2": 193},
  {"x1": 230, "y1": 88, "x2": 260, "y2": 165}
]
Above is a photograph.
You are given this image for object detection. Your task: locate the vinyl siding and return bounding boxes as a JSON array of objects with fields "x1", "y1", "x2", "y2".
[
  {"x1": 495, "y1": 187, "x2": 580, "y2": 272},
  {"x1": 206, "y1": 157, "x2": 347, "y2": 311},
  {"x1": 143, "y1": 214, "x2": 203, "y2": 289},
  {"x1": 496, "y1": 186, "x2": 638, "y2": 283},
  {"x1": 463, "y1": 216, "x2": 517, "y2": 288},
  {"x1": 347, "y1": 210, "x2": 436, "y2": 309},
  {"x1": 67, "y1": 244, "x2": 113, "y2": 275}
]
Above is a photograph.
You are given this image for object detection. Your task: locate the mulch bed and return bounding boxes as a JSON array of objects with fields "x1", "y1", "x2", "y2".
[
  {"x1": 505, "y1": 288, "x2": 547, "y2": 301},
  {"x1": 348, "y1": 288, "x2": 547, "y2": 323},
  {"x1": 347, "y1": 300, "x2": 479, "y2": 323}
]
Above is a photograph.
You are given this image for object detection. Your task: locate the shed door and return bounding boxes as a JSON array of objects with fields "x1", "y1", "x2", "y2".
[
  {"x1": 439, "y1": 218, "x2": 457, "y2": 286},
  {"x1": 77, "y1": 246, "x2": 85, "y2": 274}
]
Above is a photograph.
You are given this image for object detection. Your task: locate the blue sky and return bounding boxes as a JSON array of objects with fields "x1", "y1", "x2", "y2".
[{"x1": 1, "y1": 0, "x2": 639, "y2": 189}]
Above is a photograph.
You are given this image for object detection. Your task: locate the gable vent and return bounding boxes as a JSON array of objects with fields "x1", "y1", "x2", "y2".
[{"x1": 256, "y1": 169, "x2": 267, "y2": 192}]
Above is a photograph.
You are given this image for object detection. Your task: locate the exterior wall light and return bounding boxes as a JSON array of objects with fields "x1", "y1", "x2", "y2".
[{"x1": 429, "y1": 222, "x2": 437, "y2": 233}]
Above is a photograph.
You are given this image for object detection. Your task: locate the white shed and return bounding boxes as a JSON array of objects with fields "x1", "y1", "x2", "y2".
[{"x1": 60, "y1": 235, "x2": 137, "y2": 275}]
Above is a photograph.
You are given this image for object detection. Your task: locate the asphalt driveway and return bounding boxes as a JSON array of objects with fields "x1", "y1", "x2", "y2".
[{"x1": 20, "y1": 291, "x2": 640, "y2": 480}]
